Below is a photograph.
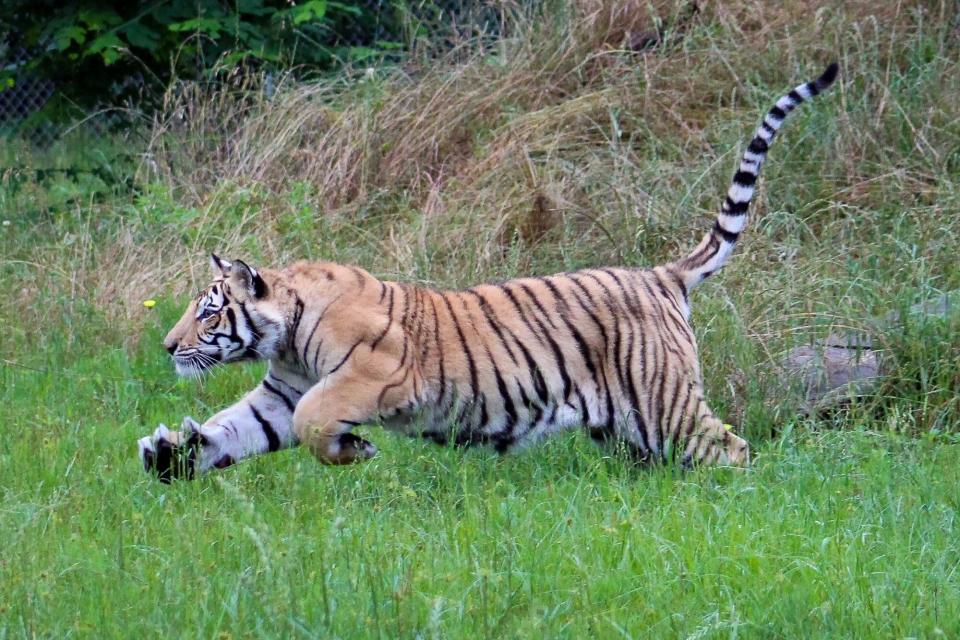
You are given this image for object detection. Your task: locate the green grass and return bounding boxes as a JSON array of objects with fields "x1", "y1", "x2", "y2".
[
  {"x1": 3, "y1": 335, "x2": 960, "y2": 638},
  {"x1": 3, "y1": 1, "x2": 960, "y2": 636}
]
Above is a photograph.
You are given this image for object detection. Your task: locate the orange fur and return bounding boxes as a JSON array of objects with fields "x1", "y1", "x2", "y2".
[{"x1": 165, "y1": 260, "x2": 749, "y2": 466}]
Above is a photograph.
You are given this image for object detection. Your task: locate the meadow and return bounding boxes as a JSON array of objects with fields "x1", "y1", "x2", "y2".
[{"x1": 2, "y1": 1, "x2": 959, "y2": 637}]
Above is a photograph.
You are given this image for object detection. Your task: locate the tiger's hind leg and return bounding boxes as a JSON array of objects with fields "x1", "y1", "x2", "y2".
[
  {"x1": 681, "y1": 395, "x2": 750, "y2": 467},
  {"x1": 587, "y1": 425, "x2": 656, "y2": 466}
]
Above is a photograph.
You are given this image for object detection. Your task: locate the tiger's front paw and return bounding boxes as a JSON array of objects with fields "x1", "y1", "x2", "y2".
[{"x1": 138, "y1": 417, "x2": 203, "y2": 483}]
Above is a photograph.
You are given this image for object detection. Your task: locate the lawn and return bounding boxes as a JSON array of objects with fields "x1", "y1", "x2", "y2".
[{"x1": 2, "y1": 1, "x2": 959, "y2": 637}]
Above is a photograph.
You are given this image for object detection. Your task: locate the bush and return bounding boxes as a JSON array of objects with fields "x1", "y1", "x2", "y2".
[{"x1": 0, "y1": 0, "x2": 404, "y2": 119}]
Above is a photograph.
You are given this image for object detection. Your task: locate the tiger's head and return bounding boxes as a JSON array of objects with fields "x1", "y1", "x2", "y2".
[{"x1": 164, "y1": 255, "x2": 286, "y2": 377}]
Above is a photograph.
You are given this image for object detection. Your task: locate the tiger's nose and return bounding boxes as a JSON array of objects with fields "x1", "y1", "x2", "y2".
[{"x1": 164, "y1": 339, "x2": 177, "y2": 355}]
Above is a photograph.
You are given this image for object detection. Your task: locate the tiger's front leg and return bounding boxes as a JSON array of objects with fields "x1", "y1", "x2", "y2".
[
  {"x1": 293, "y1": 350, "x2": 415, "y2": 465},
  {"x1": 138, "y1": 370, "x2": 303, "y2": 482}
]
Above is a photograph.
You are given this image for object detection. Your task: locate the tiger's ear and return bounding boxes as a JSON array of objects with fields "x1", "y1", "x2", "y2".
[
  {"x1": 229, "y1": 259, "x2": 268, "y2": 298},
  {"x1": 210, "y1": 253, "x2": 232, "y2": 276}
]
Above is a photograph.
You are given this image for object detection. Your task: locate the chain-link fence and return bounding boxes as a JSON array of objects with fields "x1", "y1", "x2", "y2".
[
  {"x1": 0, "y1": 47, "x2": 56, "y2": 145},
  {"x1": 0, "y1": 1, "x2": 504, "y2": 149}
]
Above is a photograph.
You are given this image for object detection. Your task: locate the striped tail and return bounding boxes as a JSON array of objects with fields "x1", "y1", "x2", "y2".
[{"x1": 674, "y1": 62, "x2": 839, "y2": 290}]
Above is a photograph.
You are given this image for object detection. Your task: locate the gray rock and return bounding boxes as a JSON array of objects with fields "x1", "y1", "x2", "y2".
[{"x1": 778, "y1": 291, "x2": 957, "y2": 414}]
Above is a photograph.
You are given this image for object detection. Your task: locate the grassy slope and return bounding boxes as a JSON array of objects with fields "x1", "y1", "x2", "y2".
[{"x1": 3, "y1": 1, "x2": 960, "y2": 637}]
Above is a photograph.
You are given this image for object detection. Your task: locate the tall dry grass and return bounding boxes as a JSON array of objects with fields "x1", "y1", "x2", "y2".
[
  {"x1": 5, "y1": 0, "x2": 958, "y2": 425},
  {"x1": 135, "y1": 0, "x2": 955, "y2": 265}
]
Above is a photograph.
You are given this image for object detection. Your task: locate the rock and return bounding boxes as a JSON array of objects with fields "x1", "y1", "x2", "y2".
[{"x1": 778, "y1": 291, "x2": 957, "y2": 414}]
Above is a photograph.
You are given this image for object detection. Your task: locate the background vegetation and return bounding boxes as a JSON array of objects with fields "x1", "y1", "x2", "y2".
[
  {"x1": 2, "y1": 0, "x2": 959, "y2": 636},
  {"x1": 1, "y1": 0, "x2": 421, "y2": 117}
]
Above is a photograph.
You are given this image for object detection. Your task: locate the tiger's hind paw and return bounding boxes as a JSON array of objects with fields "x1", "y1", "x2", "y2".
[{"x1": 321, "y1": 432, "x2": 378, "y2": 464}]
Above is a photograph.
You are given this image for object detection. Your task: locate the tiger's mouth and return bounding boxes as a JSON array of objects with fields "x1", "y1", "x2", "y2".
[{"x1": 171, "y1": 349, "x2": 222, "y2": 378}]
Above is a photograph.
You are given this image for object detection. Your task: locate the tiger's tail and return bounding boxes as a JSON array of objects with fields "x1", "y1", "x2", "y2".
[{"x1": 673, "y1": 62, "x2": 839, "y2": 290}]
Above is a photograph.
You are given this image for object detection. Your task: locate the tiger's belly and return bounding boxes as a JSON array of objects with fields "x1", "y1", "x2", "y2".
[{"x1": 383, "y1": 391, "x2": 596, "y2": 453}]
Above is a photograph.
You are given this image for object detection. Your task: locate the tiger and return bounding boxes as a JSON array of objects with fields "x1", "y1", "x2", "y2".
[{"x1": 139, "y1": 62, "x2": 839, "y2": 482}]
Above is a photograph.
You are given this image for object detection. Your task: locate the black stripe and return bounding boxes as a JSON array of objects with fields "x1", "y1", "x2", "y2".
[
  {"x1": 761, "y1": 122, "x2": 777, "y2": 136},
  {"x1": 651, "y1": 270, "x2": 692, "y2": 336},
  {"x1": 262, "y1": 379, "x2": 296, "y2": 412},
  {"x1": 598, "y1": 366, "x2": 615, "y2": 436},
  {"x1": 441, "y1": 293, "x2": 479, "y2": 401},
  {"x1": 769, "y1": 105, "x2": 786, "y2": 120},
  {"x1": 518, "y1": 282, "x2": 559, "y2": 331},
  {"x1": 732, "y1": 170, "x2": 756, "y2": 187},
  {"x1": 507, "y1": 284, "x2": 573, "y2": 401},
  {"x1": 252, "y1": 273, "x2": 267, "y2": 299},
  {"x1": 250, "y1": 405, "x2": 281, "y2": 452},
  {"x1": 460, "y1": 295, "x2": 519, "y2": 438},
  {"x1": 377, "y1": 365, "x2": 413, "y2": 413},
  {"x1": 419, "y1": 289, "x2": 435, "y2": 363},
  {"x1": 239, "y1": 303, "x2": 263, "y2": 360},
  {"x1": 288, "y1": 296, "x2": 305, "y2": 352},
  {"x1": 538, "y1": 277, "x2": 599, "y2": 386},
  {"x1": 399, "y1": 284, "x2": 412, "y2": 330},
  {"x1": 713, "y1": 220, "x2": 739, "y2": 244},
  {"x1": 371, "y1": 286, "x2": 395, "y2": 350},
  {"x1": 661, "y1": 372, "x2": 685, "y2": 459},
  {"x1": 515, "y1": 380, "x2": 543, "y2": 430},
  {"x1": 747, "y1": 136, "x2": 768, "y2": 154},
  {"x1": 492, "y1": 366, "x2": 517, "y2": 431},
  {"x1": 787, "y1": 89, "x2": 804, "y2": 105},
  {"x1": 349, "y1": 266, "x2": 366, "y2": 288},
  {"x1": 569, "y1": 275, "x2": 624, "y2": 425},
  {"x1": 477, "y1": 394, "x2": 490, "y2": 431},
  {"x1": 429, "y1": 296, "x2": 448, "y2": 408},
  {"x1": 572, "y1": 385, "x2": 589, "y2": 424},
  {"x1": 410, "y1": 287, "x2": 427, "y2": 344},
  {"x1": 621, "y1": 321, "x2": 650, "y2": 454},
  {"x1": 724, "y1": 197, "x2": 750, "y2": 214},
  {"x1": 563, "y1": 276, "x2": 610, "y2": 353},
  {"x1": 301, "y1": 315, "x2": 323, "y2": 368},
  {"x1": 465, "y1": 289, "x2": 520, "y2": 367},
  {"x1": 224, "y1": 308, "x2": 241, "y2": 345},
  {"x1": 495, "y1": 285, "x2": 551, "y2": 404},
  {"x1": 639, "y1": 276, "x2": 689, "y2": 363},
  {"x1": 267, "y1": 371, "x2": 306, "y2": 395},
  {"x1": 667, "y1": 269, "x2": 688, "y2": 301},
  {"x1": 600, "y1": 270, "x2": 651, "y2": 452},
  {"x1": 238, "y1": 303, "x2": 262, "y2": 341},
  {"x1": 326, "y1": 339, "x2": 362, "y2": 376},
  {"x1": 311, "y1": 338, "x2": 325, "y2": 376},
  {"x1": 668, "y1": 377, "x2": 692, "y2": 458}
]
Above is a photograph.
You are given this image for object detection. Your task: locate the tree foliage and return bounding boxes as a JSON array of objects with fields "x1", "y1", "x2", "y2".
[{"x1": 0, "y1": 0, "x2": 397, "y2": 115}]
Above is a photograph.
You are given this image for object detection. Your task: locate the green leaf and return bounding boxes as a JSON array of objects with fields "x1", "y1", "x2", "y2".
[
  {"x1": 85, "y1": 33, "x2": 124, "y2": 65},
  {"x1": 345, "y1": 46, "x2": 379, "y2": 62},
  {"x1": 121, "y1": 22, "x2": 161, "y2": 51},
  {"x1": 291, "y1": 0, "x2": 327, "y2": 25},
  {"x1": 53, "y1": 25, "x2": 86, "y2": 50},
  {"x1": 78, "y1": 9, "x2": 122, "y2": 30},
  {"x1": 168, "y1": 18, "x2": 223, "y2": 38},
  {"x1": 327, "y1": 1, "x2": 363, "y2": 16},
  {"x1": 237, "y1": 0, "x2": 272, "y2": 16}
]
